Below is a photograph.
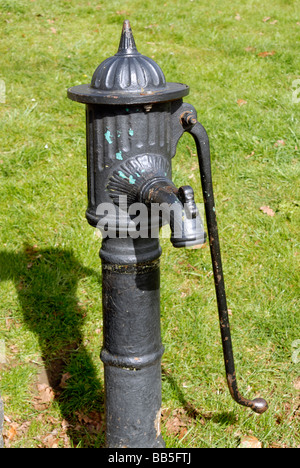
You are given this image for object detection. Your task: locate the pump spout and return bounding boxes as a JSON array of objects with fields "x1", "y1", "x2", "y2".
[
  {"x1": 141, "y1": 179, "x2": 206, "y2": 248},
  {"x1": 107, "y1": 154, "x2": 206, "y2": 249}
]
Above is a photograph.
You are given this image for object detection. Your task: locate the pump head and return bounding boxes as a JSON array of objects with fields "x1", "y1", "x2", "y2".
[{"x1": 68, "y1": 20, "x2": 268, "y2": 416}]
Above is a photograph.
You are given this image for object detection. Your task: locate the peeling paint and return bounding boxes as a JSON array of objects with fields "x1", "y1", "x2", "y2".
[
  {"x1": 118, "y1": 171, "x2": 127, "y2": 179},
  {"x1": 129, "y1": 128, "x2": 134, "y2": 136},
  {"x1": 105, "y1": 130, "x2": 113, "y2": 144},
  {"x1": 116, "y1": 151, "x2": 123, "y2": 160},
  {"x1": 128, "y1": 175, "x2": 136, "y2": 184}
]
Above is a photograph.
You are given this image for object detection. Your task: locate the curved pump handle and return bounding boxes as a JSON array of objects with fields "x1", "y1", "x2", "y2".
[{"x1": 180, "y1": 109, "x2": 268, "y2": 415}]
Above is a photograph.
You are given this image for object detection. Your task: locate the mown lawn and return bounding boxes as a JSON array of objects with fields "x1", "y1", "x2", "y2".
[{"x1": 0, "y1": 0, "x2": 299, "y2": 448}]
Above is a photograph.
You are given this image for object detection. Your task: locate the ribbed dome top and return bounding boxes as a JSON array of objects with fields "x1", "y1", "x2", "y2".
[
  {"x1": 67, "y1": 20, "x2": 189, "y2": 105},
  {"x1": 91, "y1": 20, "x2": 166, "y2": 93}
]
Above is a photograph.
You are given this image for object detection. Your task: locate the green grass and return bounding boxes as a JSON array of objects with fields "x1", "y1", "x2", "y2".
[{"x1": 0, "y1": 0, "x2": 299, "y2": 448}]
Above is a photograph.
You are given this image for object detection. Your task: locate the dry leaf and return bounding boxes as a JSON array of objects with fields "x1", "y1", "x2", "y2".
[
  {"x1": 274, "y1": 139, "x2": 285, "y2": 147},
  {"x1": 33, "y1": 383, "x2": 55, "y2": 409},
  {"x1": 235, "y1": 13, "x2": 241, "y2": 21},
  {"x1": 6, "y1": 423, "x2": 18, "y2": 441},
  {"x1": 37, "y1": 383, "x2": 55, "y2": 403},
  {"x1": 59, "y1": 372, "x2": 71, "y2": 389},
  {"x1": 239, "y1": 435, "x2": 262, "y2": 448},
  {"x1": 245, "y1": 151, "x2": 255, "y2": 159},
  {"x1": 293, "y1": 377, "x2": 300, "y2": 390},
  {"x1": 270, "y1": 20, "x2": 278, "y2": 25},
  {"x1": 43, "y1": 430, "x2": 59, "y2": 448},
  {"x1": 245, "y1": 46, "x2": 256, "y2": 53},
  {"x1": 260, "y1": 206, "x2": 275, "y2": 217},
  {"x1": 76, "y1": 411, "x2": 104, "y2": 433},
  {"x1": 263, "y1": 17, "x2": 271, "y2": 22},
  {"x1": 162, "y1": 408, "x2": 192, "y2": 439},
  {"x1": 258, "y1": 50, "x2": 276, "y2": 57},
  {"x1": 50, "y1": 27, "x2": 57, "y2": 34},
  {"x1": 237, "y1": 99, "x2": 247, "y2": 106}
]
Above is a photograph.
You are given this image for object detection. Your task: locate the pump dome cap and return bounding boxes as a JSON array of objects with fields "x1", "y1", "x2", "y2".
[{"x1": 68, "y1": 20, "x2": 189, "y2": 105}]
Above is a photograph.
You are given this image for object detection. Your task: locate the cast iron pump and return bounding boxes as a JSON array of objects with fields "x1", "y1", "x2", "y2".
[{"x1": 68, "y1": 21, "x2": 268, "y2": 448}]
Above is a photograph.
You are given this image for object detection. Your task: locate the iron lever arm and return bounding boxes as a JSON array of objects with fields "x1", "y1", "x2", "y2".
[{"x1": 182, "y1": 112, "x2": 268, "y2": 414}]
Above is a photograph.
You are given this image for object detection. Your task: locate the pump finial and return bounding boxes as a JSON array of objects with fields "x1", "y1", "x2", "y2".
[{"x1": 117, "y1": 20, "x2": 138, "y2": 55}]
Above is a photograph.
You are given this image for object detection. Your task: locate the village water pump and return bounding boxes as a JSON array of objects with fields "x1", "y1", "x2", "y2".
[{"x1": 68, "y1": 20, "x2": 268, "y2": 448}]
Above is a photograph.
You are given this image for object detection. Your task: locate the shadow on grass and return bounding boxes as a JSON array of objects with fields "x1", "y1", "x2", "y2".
[
  {"x1": 0, "y1": 245, "x2": 105, "y2": 447},
  {"x1": 162, "y1": 367, "x2": 238, "y2": 427}
]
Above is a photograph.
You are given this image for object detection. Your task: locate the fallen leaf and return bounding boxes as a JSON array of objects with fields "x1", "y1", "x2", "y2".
[
  {"x1": 258, "y1": 50, "x2": 276, "y2": 57},
  {"x1": 33, "y1": 383, "x2": 55, "y2": 409},
  {"x1": 50, "y1": 27, "x2": 57, "y2": 34},
  {"x1": 263, "y1": 17, "x2": 271, "y2": 22},
  {"x1": 245, "y1": 151, "x2": 255, "y2": 159},
  {"x1": 37, "y1": 383, "x2": 55, "y2": 403},
  {"x1": 270, "y1": 20, "x2": 278, "y2": 25},
  {"x1": 43, "y1": 430, "x2": 59, "y2": 448},
  {"x1": 76, "y1": 411, "x2": 104, "y2": 434},
  {"x1": 162, "y1": 408, "x2": 192, "y2": 439},
  {"x1": 260, "y1": 206, "x2": 275, "y2": 217},
  {"x1": 235, "y1": 13, "x2": 241, "y2": 21},
  {"x1": 6, "y1": 423, "x2": 18, "y2": 441},
  {"x1": 239, "y1": 435, "x2": 262, "y2": 448},
  {"x1": 293, "y1": 377, "x2": 300, "y2": 390},
  {"x1": 237, "y1": 99, "x2": 247, "y2": 106},
  {"x1": 245, "y1": 46, "x2": 256, "y2": 53},
  {"x1": 274, "y1": 139, "x2": 285, "y2": 147},
  {"x1": 59, "y1": 372, "x2": 71, "y2": 389}
]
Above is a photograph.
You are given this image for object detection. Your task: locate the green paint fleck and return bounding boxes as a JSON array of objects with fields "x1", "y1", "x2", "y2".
[
  {"x1": 129, "y1": 175, "x2": 136, "y2": 184},
  {"x1": 105, "y1": 130, "x2": 113, "y2": 144},
  {"x1": 129, "y1": 128, "x2": 134, "y2": 136},
  {"x1": 135, "y1": 172, "x2": 141, "y2": 177},
  {"x1": 118, "y1": 171, "x2": 127, "y2": 179},
  {"x1": 116, "y1": 151, "x2": 123, "y2": 160}
]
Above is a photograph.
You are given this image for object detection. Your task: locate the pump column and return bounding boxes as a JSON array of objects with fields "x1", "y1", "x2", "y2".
[{"x1": 100, "y1": 237, "x2": 165, "y2": 448}]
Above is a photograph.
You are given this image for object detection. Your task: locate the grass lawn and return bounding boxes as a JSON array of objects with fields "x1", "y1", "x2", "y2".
[{"x1": 0, "y1": 0, "x2": 299, "y2": 448}]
